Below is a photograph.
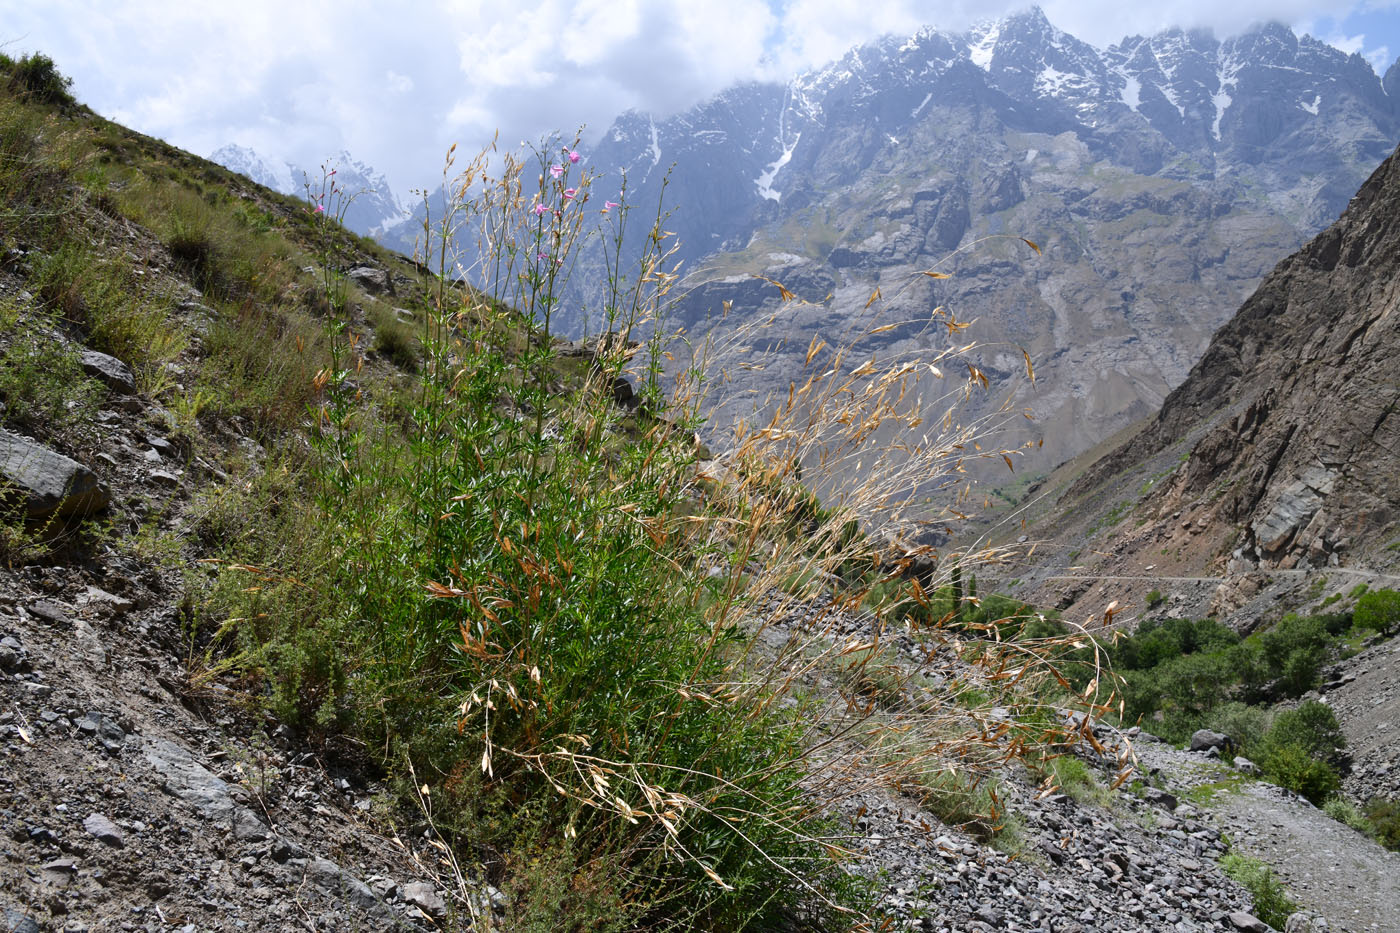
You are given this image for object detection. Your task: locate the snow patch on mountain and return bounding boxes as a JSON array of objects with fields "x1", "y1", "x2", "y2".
[
  {"x1": 755, "y1": 132, "x2": 800, "y2": 202},
  {"x1": 969, "y1": 24, "x2": 1000, "y2": 71},
  {"x1": 211, "y1": 144, "x2": 297, "y2": 195}
]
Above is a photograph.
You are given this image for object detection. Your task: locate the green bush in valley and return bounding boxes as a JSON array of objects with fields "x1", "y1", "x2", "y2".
[
  {"x1": 1120, "y1": 650, "x2": 1235, "y2": 742},
  {"x1": 1322, "y1": 794, "x2": 1372, "y2": 833},
  {"x1": 1204, "y1": 702, "x2": 1272, "y2": 755},
  {"x1": 1255, "y1": 701, "x2": 1346, "y2": 804},
  {"x1": 1231, "y1": 613, "x2": 1333, "y2": 703},
  {"x1": 1364, "y1": 798, "x2": 1400, "y2": 850},
  {"x1": 1354, "y1": 589, "x2": 1400, "y2": 638},
  {"x1": 1256, "y1": 742, "x2": 1340, "y2": 805},
  {"x1": 1220, "y1": 853, "x2": 1297, "y2": 928},
  {"x1": 1266, "y1": 701, "x2": 1346, "y2": 766}
]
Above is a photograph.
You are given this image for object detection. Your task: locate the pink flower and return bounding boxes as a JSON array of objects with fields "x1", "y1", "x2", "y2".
[
  {"x1": 537, "y1": 251, "x2": 548, "y2": 261},
  {"x1": 314, "y1": 203, "x2": 325, "y2": 214},
  {"x1": 604, "y1": 200, "x2": 620, "y2": 210},
  {"x1": 568, "y1": 150, "x2": 580, "y2": 164},
  {"x1": 550, "y1": 164, "x2": 564, "y2": 179},
  {"x1": 563, "y1": 188, "x2": 577, "y2": 200},
  {"x1": 533, "y1": 202, "x2": 548, "y2": 217}
]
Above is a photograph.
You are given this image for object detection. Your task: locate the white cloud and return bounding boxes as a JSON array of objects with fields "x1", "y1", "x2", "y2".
[{"x1": 2, "y1": 0, "x2": 1397, "y2": 197}]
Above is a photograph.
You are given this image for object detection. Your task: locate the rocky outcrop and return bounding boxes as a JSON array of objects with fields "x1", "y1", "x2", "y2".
[
  {"x1": 0, "y1": 428, "x2": 109, "y2": 519},
  {"x1": 1061, "y1": 143, "x2": 1400, "y2": 574}
]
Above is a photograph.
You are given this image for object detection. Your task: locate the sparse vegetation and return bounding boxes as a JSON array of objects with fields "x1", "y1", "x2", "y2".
[{"x1": 1220, "y1": 853, "x2": 1298, "y2": 928}]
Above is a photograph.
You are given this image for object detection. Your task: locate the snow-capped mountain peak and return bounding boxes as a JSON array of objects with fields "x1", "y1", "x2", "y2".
[{"x1": 210, "y1": 145, "x2": 408, "y2": 238}]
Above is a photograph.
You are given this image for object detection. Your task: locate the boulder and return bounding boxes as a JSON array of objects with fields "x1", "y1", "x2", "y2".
[
  {"x1": 1189, "y1": 729, "x2": 1234, "y2": 754},
  {"x1": 0, "y1": 429, "x2": 110, "y2": 519},
  {"x1": 1234, "y1": 756, "x2": 1261, "y2": 775},
  {"x1": 1143, "y1": 786, "x2": 1179, "y2": 810},
  {"x1": 345, "y1": 265, "x2": 392, "y2": 295},
  {"x1": 79, "y1": 349, "x2": 136, "y2": 394}
]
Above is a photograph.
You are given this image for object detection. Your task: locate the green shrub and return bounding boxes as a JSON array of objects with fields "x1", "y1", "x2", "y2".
[
  {"x1": 5, "y1": 53, "x2": 75, "y2": 107},
  {"x1": 1234, "y1": 613, "x2": 1332, "y2": 702},
  {"x1": 1322, "y1": 794, "x2": 1372, "y2": 833},
  {"x1": 1364, "y1": 798, "x2": 1400, "y2": 850},
  {"x1": 168, "y1": 224, "x2": 221, "y2": 294},
  {"x1": 1254, "y1": 701, "x2": 1345, "y2": 804},
  {"x1": 1258, "y1": 743, "x2": 1340, "y2": 805},
  {"x1": 1205, "y1": 702, "x2": 1272, "y2": 754},
  {"x1": 1220, "y1": 853, "x2": 1297, "y2": 928},
  {"x1": 1115, "y1": 617, "x2": 1238, "y2": 671},
  {"x1": 1266, "y1": 701, "x2": 1346, "y2": 765},
  {"x1": 1355, "y1": 589, "x2": 1400, "y2": 638},
  {"x1": 1120, "y1": 651, "x2": 1234, "y2": 741},
  {"x1": 368, "y1": 305, "x2": 419, "y2": 371}
]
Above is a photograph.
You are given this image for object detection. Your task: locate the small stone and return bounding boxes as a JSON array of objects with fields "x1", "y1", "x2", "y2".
[
  {"x1": 402, "y1": 881, "x2": 447, "y2": 919},
  {"x1": 78, "y1": 712, "x2": 126, "y2": 752},
  {"x1": 82, "y1": 813, "x2": 124, "y2": 847},
  {"x1": 0, "y1": 637, "x2": 27, "y2": 673},
  {"x1": 346, "y1": 265, "x2": 392, "y2": 295},
  {"x1": 146, "y1": 435, "x2": 176, "y2": 457},
  {"x1": 79, "y1": 350, "x2": 136, "y2": 394},
  {"x1": 270, "y1": 837, "x2": 307, "y2": 862},
  {"x1": 1, "y1": 430, "x2": 110, "y2": 518},
  {"x1": 1229, "y1": 910, "x2": 1270, "y2": 933},
  {"x1": 29, "y1": 600, "x2": 71, "y2": 625},
  {"x1": 149, "y1": 470, "x2": 180, "y2": 488},
  {"x1": 1143, "y1": 787, "x2": 1179, "y2": 810},
  {"x1": 1190, "y1": 729, "x2": 1232, "y2": 754}
]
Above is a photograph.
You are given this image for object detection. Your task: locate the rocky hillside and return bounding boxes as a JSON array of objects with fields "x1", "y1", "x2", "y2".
[
  {"x1": 558, "y1": 8, "x2": 1400, "y2": 478},
  {"x1": 1006, "y1": 141, "x2": 1400, "y2": 628}
]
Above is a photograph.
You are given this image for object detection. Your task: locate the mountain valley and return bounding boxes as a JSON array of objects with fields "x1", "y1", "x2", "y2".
[{"x1": 1, "y1": 17, "x2": 1399, "y2": 933}]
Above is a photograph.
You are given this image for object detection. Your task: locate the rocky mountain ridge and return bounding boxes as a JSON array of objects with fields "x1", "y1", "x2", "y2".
[
  {"x1": 1013, "y1": 141, "x2": 1400, "y2": 630},
  {"x1": 550, "y1": 8, "x2": 1400, "y2": 481}
]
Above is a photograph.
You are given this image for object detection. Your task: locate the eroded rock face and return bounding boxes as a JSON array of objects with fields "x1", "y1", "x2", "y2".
[
  {"x1": 1063, "y1": 143, "x2": 1400, "y2": 571},
  {"x1": 0, "y1": 429, "x2": 109, "y2": 519}
]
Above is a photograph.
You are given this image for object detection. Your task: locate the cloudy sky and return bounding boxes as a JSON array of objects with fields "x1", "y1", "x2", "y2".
[{"x1": 4, "y1": 1, "x2": 1399, "y2": 198}]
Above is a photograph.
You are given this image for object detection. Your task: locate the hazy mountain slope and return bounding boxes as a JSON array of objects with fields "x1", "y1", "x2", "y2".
[
  {"x1": 567, "y1": 8, "x2": 1399, "y2": 479},
  {"x1": 1011, "y1": 142, "x2": 1400, "y2": 627},
  {"x1": 211, "y1": 143, "x2": 408, "y2": 238}
]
